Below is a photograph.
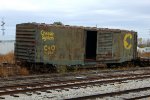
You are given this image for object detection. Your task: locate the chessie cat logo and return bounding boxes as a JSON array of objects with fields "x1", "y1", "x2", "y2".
[{"x1": 124, "y1": 34, "x2": 132, "y2": 49}]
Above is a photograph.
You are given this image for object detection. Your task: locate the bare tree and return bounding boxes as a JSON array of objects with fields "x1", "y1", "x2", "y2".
[
  {"x1": 53, "y1": 22, "x2": 63, "y2": 25},
  {"x1": 138, "y1": 38, "x2": 150, "y2": 47}
]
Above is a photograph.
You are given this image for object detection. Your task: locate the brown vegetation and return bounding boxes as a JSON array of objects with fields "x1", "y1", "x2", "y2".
[
  {"x1": 18, "y1": 67, "x2": 29, "y2": 76},
  {"x1": 0, "y1": 52, "x2": 15, "y2": 64},
  {"x1": 138, "y1": 52, "x2": 150, "y2": 58},
  {"x1": 0, "y1": 52, "x2": 29, "y2": 77}
]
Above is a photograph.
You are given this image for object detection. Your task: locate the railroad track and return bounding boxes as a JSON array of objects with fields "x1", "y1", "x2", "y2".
[
  {"x1": 1, "y1": 72, "x2": 150, "y2": 99},
  {"x1": 1, "y1": 66, "x2": 150, "y2": 84}
]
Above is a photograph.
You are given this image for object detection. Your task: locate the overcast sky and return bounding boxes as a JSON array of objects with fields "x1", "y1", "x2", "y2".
[{"x1": 0, "y1": 0, "x2": 150, "y2": 40}]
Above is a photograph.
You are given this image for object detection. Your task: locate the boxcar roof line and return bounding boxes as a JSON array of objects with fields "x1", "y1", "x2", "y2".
[{"x1": 17, "y1": 22, "x2": 136, "y2": 33}]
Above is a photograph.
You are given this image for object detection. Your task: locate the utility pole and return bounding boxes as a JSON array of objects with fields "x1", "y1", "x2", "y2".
[
  {"x1": 96, "y1": 24, "x2": 97, "y2": 28},
  {"x1": 1, "y1": 18, "x2": 5, "y2": 35}
]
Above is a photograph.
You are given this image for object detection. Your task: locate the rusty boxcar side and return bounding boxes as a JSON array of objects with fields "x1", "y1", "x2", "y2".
[
  {"x1": 15, "y1": 23, "x2": 37, "y2": 62},
  {"x1": 15, "y1": 23, "x2": 137, "y2": 66},
  {"x1": 36, "y1": 24, "x2": 85, "y2": 65},
  {"x1": 15, "y1": 23, "x2": 86, "y2": 65},
  {"x1": 96, "y1": 29, "x2": 137, "y2": 64}
]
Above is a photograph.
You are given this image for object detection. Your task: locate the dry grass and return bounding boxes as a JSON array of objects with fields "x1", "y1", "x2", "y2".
[
  {"x1": 0, "y1": 52, "x2": 15, "y2": 64},
  {"x1": 18, "y1": 67, "x2": 29, "y2": 76},
  {"x1": 138, "y1": 52, "x2": 150, "y2": 58},
  {"x1": 0, "y1": 66, "x2": 29, "y2": 77},
  {"x1": 56, "y1": 66, "x2": 67, "y2": 74},
  {"x1": 0, "y1": 66, "x2": 17, "y2": 77},
  {"x1": 141, "y1": 52, "x2": 150, "y2": 57},
  {"x1": 0, "y1": 52, "x2": 29, "y2": 77},
  {"x1": 0, "y1": 67, "x2": 9, "y2": 77}
]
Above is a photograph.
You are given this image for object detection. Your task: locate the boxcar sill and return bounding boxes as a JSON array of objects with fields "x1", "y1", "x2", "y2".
[{"x1": 85, "y1": 59, "x2": 97, "y2": 62}]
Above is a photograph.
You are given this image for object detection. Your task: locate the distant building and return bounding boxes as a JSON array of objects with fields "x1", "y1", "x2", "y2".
[
  {"x1": 137, "y1": 47, "x2": 150, "y2": 53},
  {"x1": 144, "y1": 47, "x2": 150, "y2": 53}
]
